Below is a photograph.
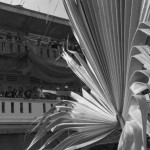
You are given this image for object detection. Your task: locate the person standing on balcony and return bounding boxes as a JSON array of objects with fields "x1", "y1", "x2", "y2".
[
  {"x1": 12, "y1": 88, "x2": 17, "y2": 98},
  {"x1": 32, "y1": 87, "x2": 38, "y2": 99},
  {"x1": 16, "y1": 87, "x2": 25, "y2": 98},
  {"x1": 24, "y1": 85, "x2": 32, "y2": 99},
  {"x1": 5, "y1": 86, "x2": 13, "y2": 98},
  {"x1": 52, "y1": 41, "x2": 58, "y2": 49}
]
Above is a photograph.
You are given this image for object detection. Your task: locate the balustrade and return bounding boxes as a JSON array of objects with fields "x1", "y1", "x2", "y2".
[
  {"x1": 0, "y1": 39, "x2": 61, "y2": 60},
  {"x1": 0, "y1": 98, "x2": 59, "y2": 123}
]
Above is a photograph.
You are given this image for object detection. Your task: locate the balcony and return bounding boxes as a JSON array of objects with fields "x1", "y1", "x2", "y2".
[{"x1": 0, "y1": 97, "x2": 58, "y2": 124}]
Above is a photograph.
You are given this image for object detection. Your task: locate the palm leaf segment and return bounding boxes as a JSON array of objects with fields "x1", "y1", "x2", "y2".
[{"x1": 28, "y1": 0, "x2": 150, "y2": 150}]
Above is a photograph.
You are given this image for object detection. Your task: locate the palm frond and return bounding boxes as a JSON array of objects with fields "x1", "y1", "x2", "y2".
[{"x1": 27, "y1": 0, "x2": 150, "y2": 150}]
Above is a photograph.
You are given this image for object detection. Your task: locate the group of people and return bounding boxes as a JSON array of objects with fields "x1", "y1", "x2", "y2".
[
  {"x1": 37, "y1": 37, "x2": 59, "y2": 49},
  {"x1": 0, "y1": 83, "x2": 82, "y2": 100},
  {"x1": 2, "y1": 32, "x2": 64, "y2": 51},
  {"x1": 0, "y1": 84, "x2": 45, "y2": 100}
]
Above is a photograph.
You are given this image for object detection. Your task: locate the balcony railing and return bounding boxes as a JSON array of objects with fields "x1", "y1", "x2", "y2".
[
  {"x1": 0, "y1": 39, "x2": 61, "y2": 59},
  {"x1": 0, "y1": 98, "x2": 59, "y2": 124},
  {"x1": 0, "y1": 39, "x2": 85, "y2": 66}
]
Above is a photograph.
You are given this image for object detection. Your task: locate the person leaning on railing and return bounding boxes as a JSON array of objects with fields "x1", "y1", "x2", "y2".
[
  {"x1": 15, "y1": 87, "x2": 25, "y2": 98},
  {"x1": 5, "y1": 86, "x2": 13, "y2": 98},
  {"x1": 32, "y1": 87, "x2": 38, "y2": 100},
  {"x1": 24, "y1": 85, "x2": 32, "y2": 99},
  {"x1": 12, "y1": 88, "x2": 17, "y2": 98}
]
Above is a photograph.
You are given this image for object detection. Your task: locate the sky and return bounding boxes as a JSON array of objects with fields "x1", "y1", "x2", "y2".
[{"x1": 0, "y1": 0, "x2": 68, "y2": 19}]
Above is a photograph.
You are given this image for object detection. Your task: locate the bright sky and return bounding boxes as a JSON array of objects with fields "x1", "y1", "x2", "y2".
[{"x1": 0, "y1": 0, "x2": 68, "y2": 19}]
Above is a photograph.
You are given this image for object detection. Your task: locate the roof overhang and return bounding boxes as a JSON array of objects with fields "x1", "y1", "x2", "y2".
[{"x1": 0, "y1": 2, "x2": 75, "y2": 41}]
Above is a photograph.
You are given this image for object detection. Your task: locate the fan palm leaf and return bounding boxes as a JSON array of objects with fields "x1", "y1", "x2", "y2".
[{"x1": 27, "y1": 0, "x2": 150, "y2": 150}]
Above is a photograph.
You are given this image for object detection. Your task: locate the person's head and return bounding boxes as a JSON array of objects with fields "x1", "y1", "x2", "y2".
[{"x1": 19, "y1": 87, "x2": 23, "y2": 92}]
